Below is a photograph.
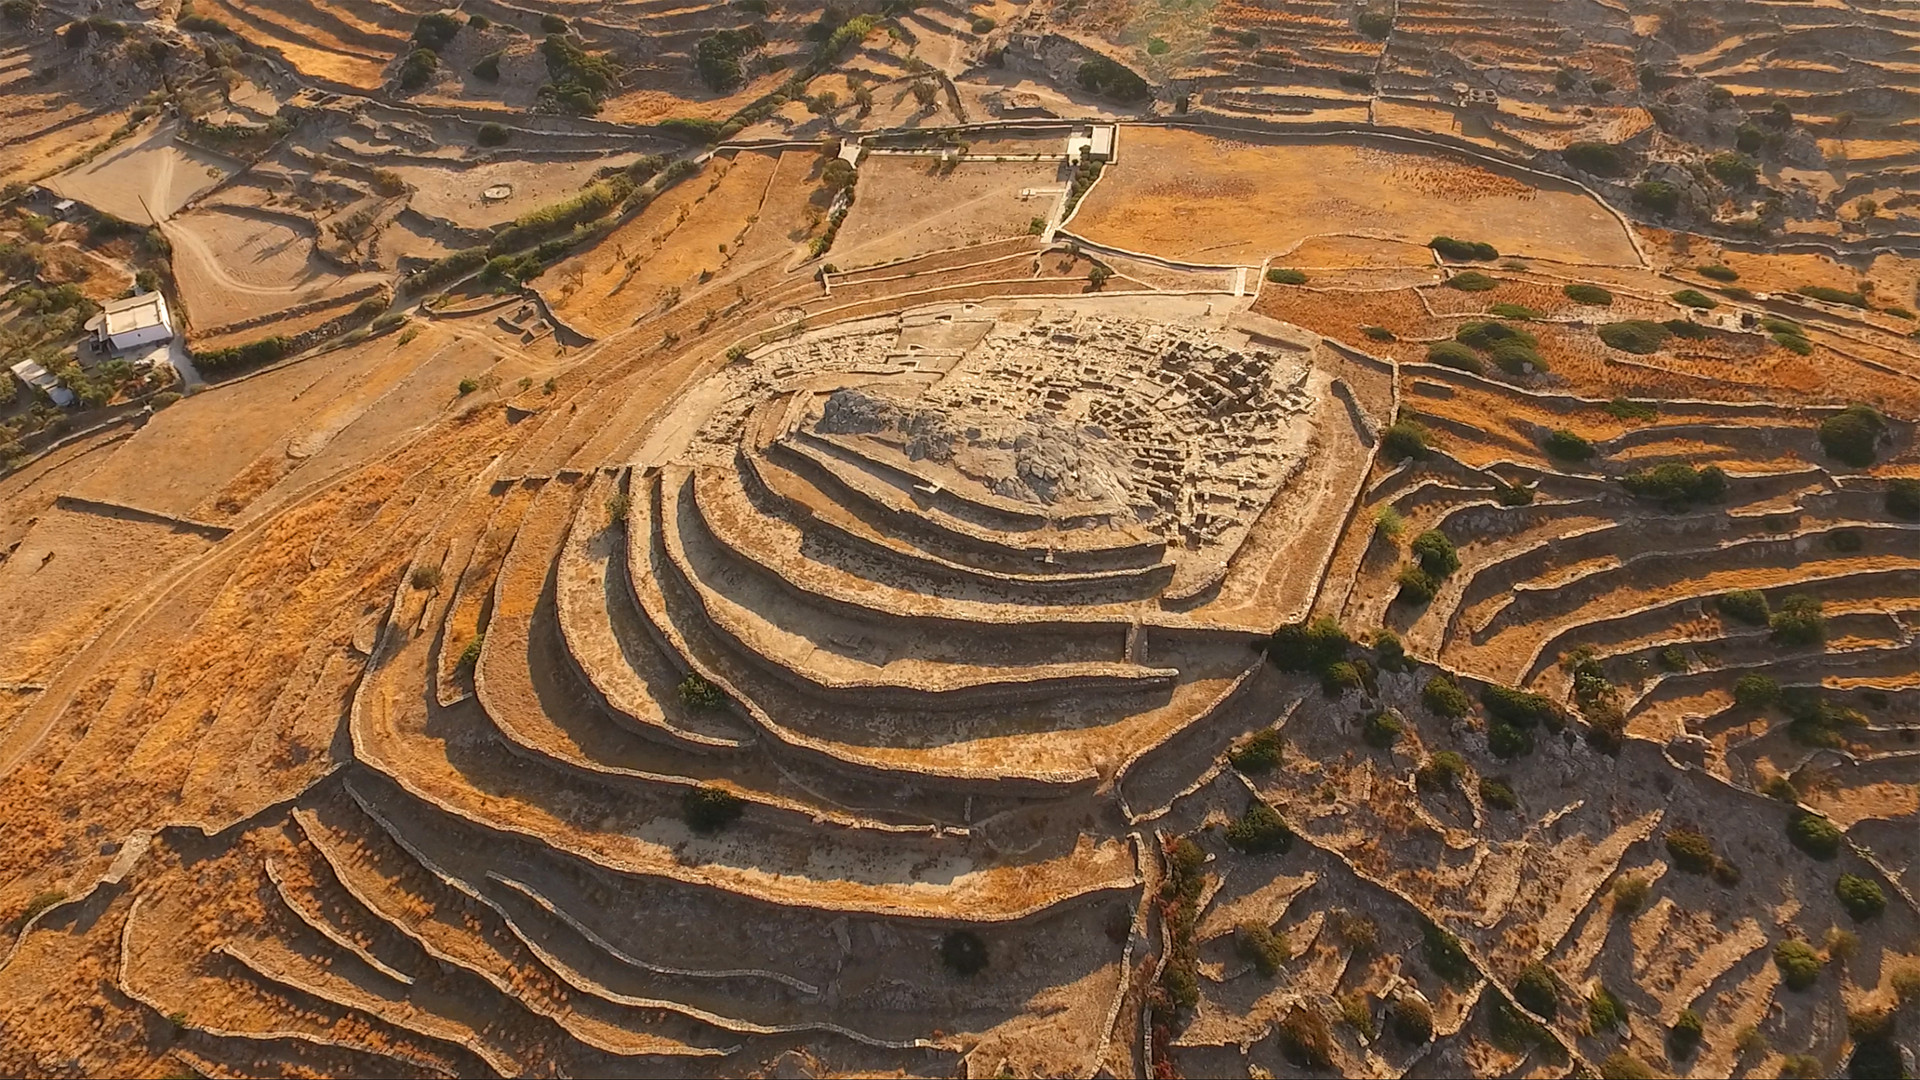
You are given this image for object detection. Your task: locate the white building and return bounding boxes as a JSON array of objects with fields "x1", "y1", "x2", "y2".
[
  {"x1": 85, "y1": 292, "x2": 174, "y2": 353},
  {"x1": 9, "y1": 358, "x2": 75, "y2": 407}
]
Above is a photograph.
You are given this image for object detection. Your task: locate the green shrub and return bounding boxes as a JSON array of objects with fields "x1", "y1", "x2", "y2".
[
  {"x1": 682, "y1": 784, "x2": 744, "y2": 832},
  {"x1": 1228, "y1": 728, "x2": 1285, "y2": 773},
  {"x1": 1373, "y1": 505, "x2": 1405, "y2": 540},
  {"x1": 1769, "y1": 594, "x2": 1825, "y2": 646},
  {"x1": 1374, "y1": 629, "x2": 1408, "y2": 672},
  {"x1": 1446, "y1": 270, "x2": 1499, "y2": 291},
  {"x1": 1279, "y1": 1005, "x2": 1336, "y2": 1068},
  {"x1": 1888, "y1": 479, "x2": 1920, "y2": 521},
  {"x1": 1612, "y1": 875, "x2": 1650, "y2": 914},
  {"x1": 1363, "y1": 710, "x2": 1404, "y2": 748},
  {"x1": 1619, "y1": 462, "x2": 1729, "y2": 509},
  {"x1": 1564, "y1": 282, "x2": 1614, "y2": 306},
  {"x1": 472, "y1": 51, "x2": 502, "y2": 80},
  {"x1": 1698, "y1": 263, "x2": 1740, "y2": 282},
  {"x1": 940, "y1": 930, "x2": 988, "y2": 975},
  {"x1": 1430, "y1": 236, "x2": 1498, "y2": 261},
  {"x1": 1494, "y1": 478, "x2": 1535, "y2": 505},
  {"x1": 1478, "y1": 777, "x2": 1517, "y2": 810},
  {"x1": 660, "y1": 117, "x2": 724, "y2": 143},
  {"x1": 1835, "y1": 873, "x2": 1886, "y2": 921},
  {"x1": 1381, "y1": 420, "x2": 1429, "y2": 462},
  {"x1": 677, "y1": 673, "x2": 726, "y2": 709},
  {"x1": 1489, "y1": 340, "x2": 1548, "y2": 375},
  {"x1": 1264, "y1": 617, "x2": 1350, "y2": 672},
  {"x1": 1719, "y1": 285, "x2": 1755, "y2": 300},
  {"x1": 971, "y1": 15, "x2": 996, "y2": 32},
  {"x1": 1422, "y1": 674, "x2": 1471, "y2": 718},
  {"x1": 1225, "y1": 803, "x2": 1292, "y2": 854},
  {"x1": 1075, "y1": 56, "x2": 1150, "y2": 102},
  {"x1": 1396, "y1": 564, "x2": 1438, "y2": 604},
  {"x1": 1236, "y1": 922, "x2": 1287, "y2": 976},
  {"x1": 1416, "y1": 750, "x2": 1469, "y2": 793},
  {"x1": 1423, "y1": 921, "x2": 1473, "y2": 984},
  {"x1": 1598, "y1": 319, "x2": 1672, "y2": 353},
  {"x1": 1669, "y1": 1009, "x2": 1704, "y2": 1058},
  {"x1": 1488, "y1": 719, "x2": 1534, "y2": 758},
  {"x1": 1362, "y1": 325, "x2": 1396, "y2": 341},
  {"x1": 1390, "y1": 995, "x2": 1434, "y2": 1043},
  {"x1": 1356, "y1": 9, "x2": 1394, "y2": 38},
  {"x1": 1719, "y1": 589, "x2": 1771, "y2": 625},
  {"x1": 1482, "y1": 686, "x2": 1563, "y2": 730},
  {"x1": 456, "y1": 633, "x2": 485, "y2": 673},
  {"x1": 1489, "y1": 302, "x2": 1541, "y2": 320},
  {"x1": 1663, "y1": 318, "x2": 1711, "y2": 339},
  {"x1": 1779, "y1": 1054, "x2": 1824, "y2": 1079},
  {"x1": 1802, "y1": 284, "x2": 1869, "y2": 308},
  {"x1": 1588, "y1": 983, "x2": 1623, "y2": 1030},
  {"x1": 1544, "y1": 429, "x2": 1594, "y2": 461},
  {"x1": 1734, "y1": 673, "x2": 1780, "y2": 707},
  {"x1": 1706, "y1": 152, "x2": 1759, "y2": 185},
  {"x1": 1331, "y1": 910, "x2": 1378, "y2": 955},
  {"x1": 1410, "y1": 529, "x2": 1459, "y2": 577},
  {"x1": 1564, "y1": 141, "x2": 1629, "y2": 176},
  {"x1": 477, "y1": 122, "x2": 510, "y2": 147},
  {"x1": 1667, "y1": 828, "x2": 1716, "y2": 872},
  {"x1": 1788, "y1": 811, "x2": 1843, "y2": 859},
  {"x1": 399, "y1": 47, "x2": 440, "y2": 90},
  {"x1": 1672, "y1": 288, "x2": 1719, "y2": 309},
  {"x1": 1323, "y1": 656, "x2": 1370, "y2": 698},
  {"x1": 1819, "y1": 404, "x2": 1885, "y2": 467},
  {"x1": 1763, "y1": 773, "x2": 1800, "y2": 802},
  {"x1": 1265, "y1": 267, "x2": 1307, "y2": 285},
  {"x1": 1513, "y1": 962, "x2": 1557, "y2": 1019},
  {"x1": 1425, "y1": 341, "x2": 1485, "y2": 373},
  {"x1": 1604, "y1": 396, "x2": 1657, "y2": 421},
  {"x1": 1631, "y1": 180, "x2": 1680, "y2": 214},
  {"x1": 1599, "y1": 1052, "x2": 1658, "y2": 1080},
  {"x1": 1775, "y1": 938, "x2": 1824, "y2": 989}
]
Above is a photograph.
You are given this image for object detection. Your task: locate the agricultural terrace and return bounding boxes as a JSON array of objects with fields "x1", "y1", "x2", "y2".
[{"x1": 1071, "y1": 127, "x2": 1642, "y2": 267}]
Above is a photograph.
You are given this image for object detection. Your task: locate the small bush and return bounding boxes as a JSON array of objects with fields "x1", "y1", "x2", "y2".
[
  {"x1": 1513, "y1": 962, "x2": 1557, "y2": 1019},
  {"x1": 1632, "y1": 179, "x2": 1681, "y2": 214},
  {"x1": 1265, "y1": 267, "x2": 1307, "y2": 285},
  {"x1": 1478, "y1": 777, "x2": 1517, "y2": 810},
  {"x1": 971, "y1": 15, "x2": 996, "y2": 32},
  {"x1": 1885, "y1": 478, "x2": 1920, "y2": 520},
  {"x1": 456, "y1": 633, "x2": 485, "y2": 673},
  {"x1": 473, "y1": 52, "x2": 502, "y2": 80},
  {"x1": 1598, "y1": 320, "x2": 1672, "y2": 354},
  {"x1": 1363, "y1": 710, "x2": 1404, "y2": 748},
  {"x1": 1423, "y1": 921, "x2": 1473, "y2": 984},
  {"x1": 1819, "y1": 404, "x2": 1886, "y2": 468},
  {"x1": 1734, "y1": 673, "x2": 1781, "y2": 707},
  {"x1": 1228, "y1": 728, "x2": 1284, "y2": 773},
  {"x1": 1490, "y1": 302, "x2": 1541, "y2": 320},
  {"x1": 1672, "y1": 288, "x2": 1719, "y2": 309},
  {"x1": 1489, "y1": 340, "x2": 1547, "y2": 375},
  {"x1": 1666, "y1": 827, "x2": 1717, "y2": 873},
  {"x1": 1396, "y1": 564, "x2": 1438, "y2": 605},
  {"x1": 1416, "y1": 750, "x2": 1469, "y2": 793},
  {"x1": 677, "y1": 673, "x2": 726, "y2": 709},
  {"x1": 1425, "y1": 341, "x2": 1485, "y2": 373},
  {"x1": 1669, "y1": 1009, "x2": 1704, "y2": 1058},
  {"x1": 1564, "y1": 141, "x2": 1629, "y2": 176},
  {"x1": 1769, "y1": 594, "x2": 1826, "y2": 646},
  {"x1": 1410, "y1": 529, "x2": 1459, "y2": 577},
  {"x1": 1835, "y1": 873, "x2": 1886, "y2": 921},
  {"x1": 1374, "y1": 629, "x2": 1408, "y2": 672},
  {"x1": 1543, "y1": 428, "x2": 1595, "y2": 461},
  {"x1": 682, "y1": 784, "x2": 744, "y2": 832},
  {"x1": 1382, "y1": 420, "x2": 1430, "y2": 462},
  {"x1": 1422, "y1": 675, "x2": 1471, "y2": 718},
  {"x1": 1338, "y1": 990, "x2": 1375, "y2": 1038},
  {"x1": 940, "y1": 930, "x2": 988, "y2": 975},
  {"x1": 1225, "y1": 803, "x2": 1292, "y2": 855},
  {"x1": 1605, "y1": 397, "x2": 1658, "y2": 421},
  {"x1": 477, "y1": 122, "x2": 510, "y2": 147},
  {"x1": 1763, "y1": 773, "x2": 1800, "y2": 802},
  {"x1": 1780, "y1": 1054, "x2": 1824, "y2": 1079},
  {"x1": 1802, "y1": 284, "x2": 1870, "y2": 308},
  {"x1": 1588, "y1": 983, "x2": 1624, "y2": 1030},
  {"x1": 1787, "y1": 811, "x2": 1843, "y2": 860},
  {"x1": 1720, "y1": 589, "x2": 1771, "y2": 625},
  {"x1": 1362, "y1": 325, "x2": 1396, "y2": 341},
  {"x1": 1374, "y1": 505, "x2": 1406, "y2": 540},
  {"x1": 1430, "y1": 236, "x2": 1498, "y2": 261},
  {"x1": 1706, "y1": 152, "x2": 1759, "y2": 185},
  {"x1": 1482, "y1": 685, "x2": 1564, "y2": 730},
  {"x1": 1599, "y1": 1052, "x2": 1657, "y2": 1080},
  {"x1": 1775, "y1": 938, "x2": 1824, "y2": 989},
  {"x1": 409, "y1": 565, "x2": 443, "y2": 590},
  {"x1": 1264, "y1": 617, "x2": 1351, "y2": 672},
  {"x1": 1564, "y1": 282, "x2": 1614, "y2": 306},
  {"x1": 1446, "y1": 270, "x2": 1500, "y2": 292},
  {"x1": 1390, "y1": 995, "x2": 1433, "y2": 1043},
  {"x1": 1457, "y1": 322, "x2": 1533, "y2": 350},
  {"x1": 605, "y1": 491, "x2": 631, "y2": 529},
  {"x1": 1331, "y1": 910, "x2": 1378, "y2": 955},
  {"x1": 1236, "y1": 922, "x2": 1287, "y2": 976},
  {"x1": 1279, "y1": 1005, "x2": 1336, "y2": 1068},
  {"x1": 1356, "y1": 9, "x2": 1393, "y2": 38},
  {"x1": 1699, "y1": 263, "x2": 1740, "y2": 282},
  {"x1": 1612, "y1": 875, "x2": 1650, "y2": 914},
  {"x1": 1620, "y1": 462, "x2": 1728, "y2": 509}
]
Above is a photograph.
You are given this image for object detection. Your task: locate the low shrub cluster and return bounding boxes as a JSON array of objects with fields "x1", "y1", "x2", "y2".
[
  {"x1": 1619, "y1": 462, "x2": 1728, "y2": 509},
  {"x1": 1381, "y1": 419, "x2": 1430, "y2": 462},
  {"x1": 1421, "y1": 674, "x2": 1471, "y2": 718},
  {"x1": 1774, "y1": 938, "x2": 1824, "y2": 989},
  {"x1": 1835, "y1": 872, "x2": 1886, "y2": 921},
  {"x1": 1481, "y1": 685, "x2": 1564, "y2": 759},
  {"x1": 1769, "y1": 594, "x2": 1826, "y2": 646},
  {"x1": 1430, "y1": 236, "x2": 1497, "y2": 261},
  {"x1": 1543, "y1": 428, "x2": 1594, "y2": 461},
  {"x1": 1787, "y1": 810, "x2": 1843, "y2": 859},
  {"x1": 1446, "y1": 270, "x2": 1499, "y2": 292},
  {"x1": 1563, "y1": 282, "x2": 1613, "y2": 306},
  {"x1": 193, "y1": 335, "x2": 288, "y2": 371},
  {"x1": 1819, "y1": 404, "x2": 1885, "y2": 467},
  {"x1": 1225, "y1": 802, "x2": 1292, "y2": 855},
  {"x1": 1235, "y1": 921, "x2": 1286, "y2": 976},
  {"x1": 1597, "y1": 319, "x2": 1671, "y2": 354},
  {"x1": 1227, "y1": 727, "x2": 1284, "y2": 773},
  {"x1": 1415, "y1": 750, "x2": 1469, "y2": 793},
  {"x1": 682, "y1": 784, "x2": 743, "y2": 832},
  {"x1": 1265, "y1": 267, "x2": 1307, "y2": 285}
]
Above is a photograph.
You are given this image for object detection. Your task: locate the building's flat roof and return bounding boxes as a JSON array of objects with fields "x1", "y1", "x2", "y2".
[
  {"x1": 98, "y1": 292, "x2": 170, "y2": 337},
  {"x1": 9, "y1": 358, "x2": 60, "y2": 390}
]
